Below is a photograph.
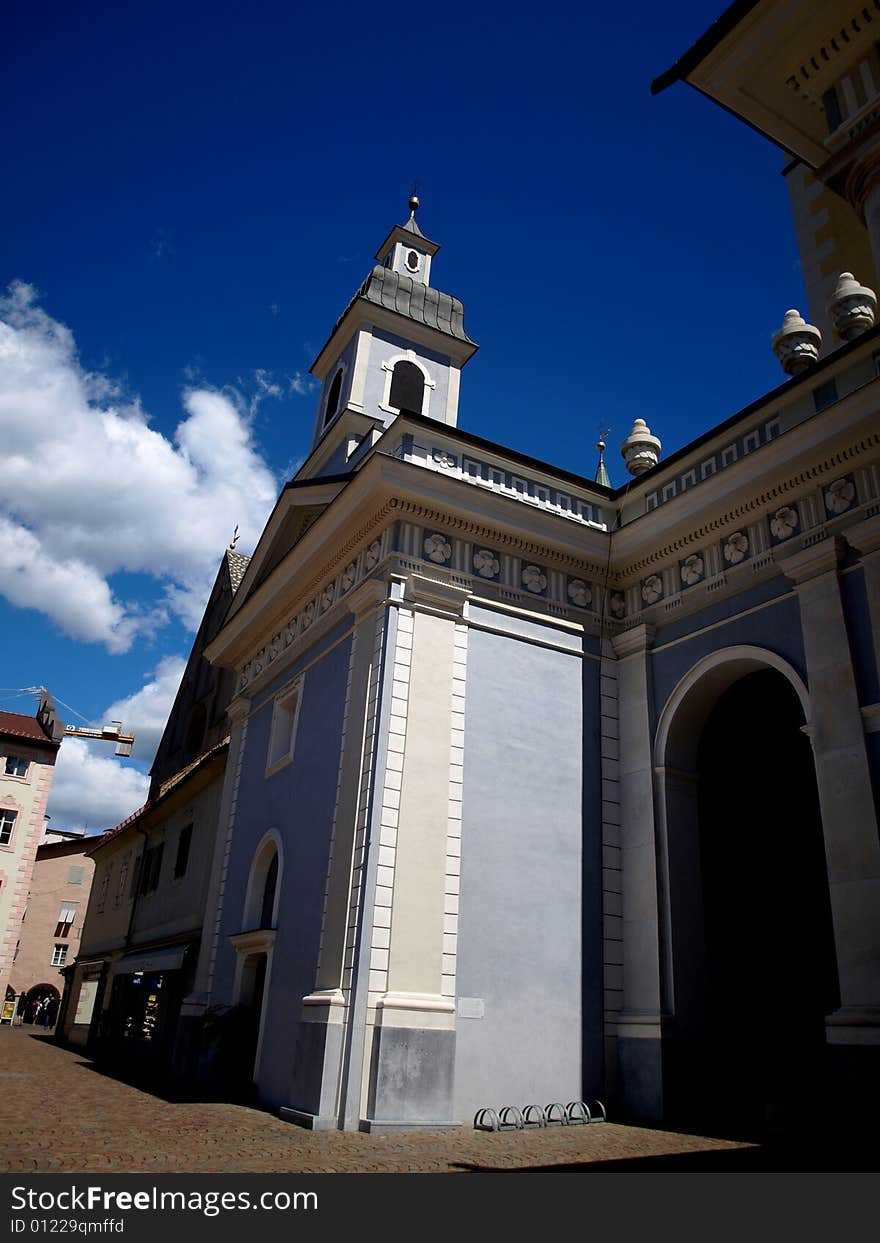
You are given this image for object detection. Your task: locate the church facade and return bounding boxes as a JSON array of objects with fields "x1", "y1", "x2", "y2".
[{"x1": 190, "y1": 0, "x2": 880, "y2": 1133}]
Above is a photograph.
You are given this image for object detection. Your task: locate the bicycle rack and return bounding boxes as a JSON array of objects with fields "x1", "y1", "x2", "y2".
[{"x1": 474, "y1": 1099, "x2": 607, "y2": 1131}]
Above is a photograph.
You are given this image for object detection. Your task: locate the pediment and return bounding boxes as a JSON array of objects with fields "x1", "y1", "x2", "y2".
[{"x1": 225, "y1": 478, "x2": 349, "y2": 623}]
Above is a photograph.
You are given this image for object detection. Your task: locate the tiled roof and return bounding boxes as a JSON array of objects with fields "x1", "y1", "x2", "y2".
[
  {"x1": 225, "y1": 549, "x2": 250, "y2": 593},
  {"x1": 88, "y1": 737, "x2": 230, "y2": 854},
  {"x1": 0, "y1": 710, "x2": 55, "y2": 745}
]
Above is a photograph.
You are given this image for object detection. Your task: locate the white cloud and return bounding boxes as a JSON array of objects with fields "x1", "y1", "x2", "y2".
[
  {"x1": 0, "y1": 281, "x2": 282, "y2": 650},
  {"x1": 102, "y1": 655, "x2": 186, "y2": 766},
  {"x1": 289, "y1": 371, "x2": 316, "y2": 396},
  {"x1": 48, "y1": 738, "x2": 150, "y2": 833},
  {"x1": 47, "y1": 656, "x2": 186, "y2": 831}
]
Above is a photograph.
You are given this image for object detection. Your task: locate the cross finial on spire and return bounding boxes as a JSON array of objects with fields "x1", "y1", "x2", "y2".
[{"x1": 229, "y1": 524, "x2": 240, "y2": 551}]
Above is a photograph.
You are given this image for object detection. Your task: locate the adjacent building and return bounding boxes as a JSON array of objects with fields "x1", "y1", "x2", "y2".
[
  {"x1": 61, "y1": 549, "x2": 247, "y2": 1080},
  {"x1": 0, "y1": 693, "x2": 64, "y2": 1010},
  {"x1": 7, "y1": 828, "x2": 97, "y2": 1023}
]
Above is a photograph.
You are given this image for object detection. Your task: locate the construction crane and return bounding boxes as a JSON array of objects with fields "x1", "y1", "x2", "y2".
[
  {"x1": 62, "y1": 721, "x2": 135, "y2": 757},
  {"x1": 21, "y1": 688, "x2": 136, "y2": 757}
]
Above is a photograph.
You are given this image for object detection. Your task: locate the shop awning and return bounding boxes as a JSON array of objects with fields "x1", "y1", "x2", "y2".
[{"x1": 112, "y1": 944, "x2": 190, "y2": 975}]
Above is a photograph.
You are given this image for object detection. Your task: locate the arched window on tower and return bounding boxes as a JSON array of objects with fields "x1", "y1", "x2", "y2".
[
  {"x1": 388, "y1": 360, "x2": 425, "y2": 415},
  {"x1": 323, "y1": 370, "x2": 343, "y2": 428}
]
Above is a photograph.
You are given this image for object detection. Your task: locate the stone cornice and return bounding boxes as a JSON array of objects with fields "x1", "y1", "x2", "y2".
[
  {"x1": 612, "y1": 623, "x2": 656, "y2": 658},
  {"x1": 403, "y1": 573, "x2": 471, "y2": 617},
  {"x1": 612, "y1": 428, "x2": 880, "y2": 582},
  {"x1": 389, "y1": 497, "x2": 609, "y2": 579},
  {"x1": 776, "y1": 534, "x2": 846, "y2": 585}
]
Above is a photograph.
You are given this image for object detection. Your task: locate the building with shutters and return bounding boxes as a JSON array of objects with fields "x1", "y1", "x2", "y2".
[
  {"x1": 7, "y1": 829, "x2": 97, "y2": 1025},
  {"x1": 0, "y1": 693, "x2": 64, "y2": 1014}
]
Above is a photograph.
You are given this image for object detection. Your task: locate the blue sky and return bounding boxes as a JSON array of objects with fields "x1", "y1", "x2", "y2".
[{"x1": 0, "y1": 0, "x2": 806, "y2": 829}]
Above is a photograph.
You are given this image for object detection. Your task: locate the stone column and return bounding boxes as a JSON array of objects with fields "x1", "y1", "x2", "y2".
[
  {"x1": 778, "y1": 537, "x2": 880, "y2": 1046},
  {"x1": 845, "y1": 517, "x2": 880, "y2": 707},
  {"x1": 363, "y1": 573, "x2": 470, "y2": 1130},
  {"x1": 611, "y1": 623, "x2": 664, "y2": 1120}
]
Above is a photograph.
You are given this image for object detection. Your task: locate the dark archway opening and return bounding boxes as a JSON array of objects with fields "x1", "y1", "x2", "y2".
[{"x1": 665, "y1": 669, "x2": 838, "y2": 1135}]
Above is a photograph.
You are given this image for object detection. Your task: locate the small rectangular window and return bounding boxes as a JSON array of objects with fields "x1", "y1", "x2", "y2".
[
  {"x1": 129, "y1": 854, "x2": 142, "y2": 900},
  {"x1": 51, "y1": 944, "x2": 68, "y2": 966},
  {"x1": 67, "y1": 865, "x2": 84, "y2": 885},
  {"x1": 0, "y1": 809, "x2": 18, "y2": 847},
  {"x1": 813, "y1": 379, "x2": 838, "y2": 412},
  {"x1": 139, "y1": 843, "x2": 164, "y2": 894},
  {"x1": 4, "y1": 756, "x2": 29, "y2": 778},
  {"x1": 95, "y1": 872, "x2": 110, "y2": 915},
  {"x1": 115, "y1": 855, "x2": 130, "y2": 907},
  {"x1": 266, "y1": 680, "x2": 302, "y2": 775},
  {"x1": 174, "y1": 824, "x2": 193, "y2": 879}
]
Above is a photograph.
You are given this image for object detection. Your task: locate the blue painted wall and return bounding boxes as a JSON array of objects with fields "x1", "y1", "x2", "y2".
[
  {"x1": 212, "y1": 628, "x2": 352, "y2": 1108},
  {"x1": 362, "y1": 327, "x2": 451, "y2": 426},
  {"x1": 651, "y1": 589, "x2": 806, "y2": 722},
  {"x1": 453, "y1": 616, "x2": 589, "y2": 1118}
]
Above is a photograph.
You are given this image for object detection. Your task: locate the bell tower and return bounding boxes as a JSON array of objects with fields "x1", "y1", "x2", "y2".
[{"x1": 302, "y1": 197, "x2": 478, "y2": 479}]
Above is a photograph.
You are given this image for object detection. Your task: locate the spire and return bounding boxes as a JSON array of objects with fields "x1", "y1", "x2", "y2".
[
  {"x1": 374, "y1": 197, "x2": 440, "y2": 287},
  {"x1": 595, "y1": 437, "x2": 611, "y2": 488},
  {"x1": 403, "y1": 192, "x2": 425, "y2": 238}
]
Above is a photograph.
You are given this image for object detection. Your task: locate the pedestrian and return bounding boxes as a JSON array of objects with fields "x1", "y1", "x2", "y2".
[{"x1": 30, "y1": 998, "x2": 43, "y2": 1025}]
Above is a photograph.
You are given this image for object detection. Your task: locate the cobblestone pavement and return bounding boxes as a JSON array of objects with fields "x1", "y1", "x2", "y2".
[{"x1": 0, "y1": 1028, "x2": 864, "y2": 1173}]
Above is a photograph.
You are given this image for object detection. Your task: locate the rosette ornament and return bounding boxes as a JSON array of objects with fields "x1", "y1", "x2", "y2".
[
  {"x1": 567, "y1": 579, "x2": 591, "y2": 608},
  {"x1": 641, "y1": 575, "x2": 663, "y2": 605},
  {"x1": 770, "y1": 506, "x2": 799, "y2": 541},
  {"x1": 723, "y1": 531, "x2": 749, "y2": 565},
  {"x1": 424, "y1": 533, "x2": 452, "y2": 564},
  {"x1": 521, "y1": 564, "x2": 547, "y2": 593},
  {"x1": 473, "y1": 549, "x2": 499, "y2": 579}
]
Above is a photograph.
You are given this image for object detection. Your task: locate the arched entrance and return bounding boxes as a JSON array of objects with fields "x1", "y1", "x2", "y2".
[
  {"x1": 656, "y1": 649, "x2": 838, "y2": 1134},
  {"x1": 23, "y1": 983, "x2": 60, "y2": 1027}
]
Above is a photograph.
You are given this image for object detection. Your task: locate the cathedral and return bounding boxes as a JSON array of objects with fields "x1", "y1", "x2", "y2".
[{"x1": 62, "y1": 0, "x2": 880, "y2": 1135}]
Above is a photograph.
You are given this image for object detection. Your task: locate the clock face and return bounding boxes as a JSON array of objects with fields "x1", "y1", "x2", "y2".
[{"x1": 405, "y1": 249, "x2": 420, "y2": 272}]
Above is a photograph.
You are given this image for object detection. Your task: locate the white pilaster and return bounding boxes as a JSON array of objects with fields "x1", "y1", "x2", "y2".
[
  {"x1": 611, "y1": 623, "x2": 664, "y2": 1117},
  {"x1": 779, "y1": 537, "x2": 880, "y2": 1042}
]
